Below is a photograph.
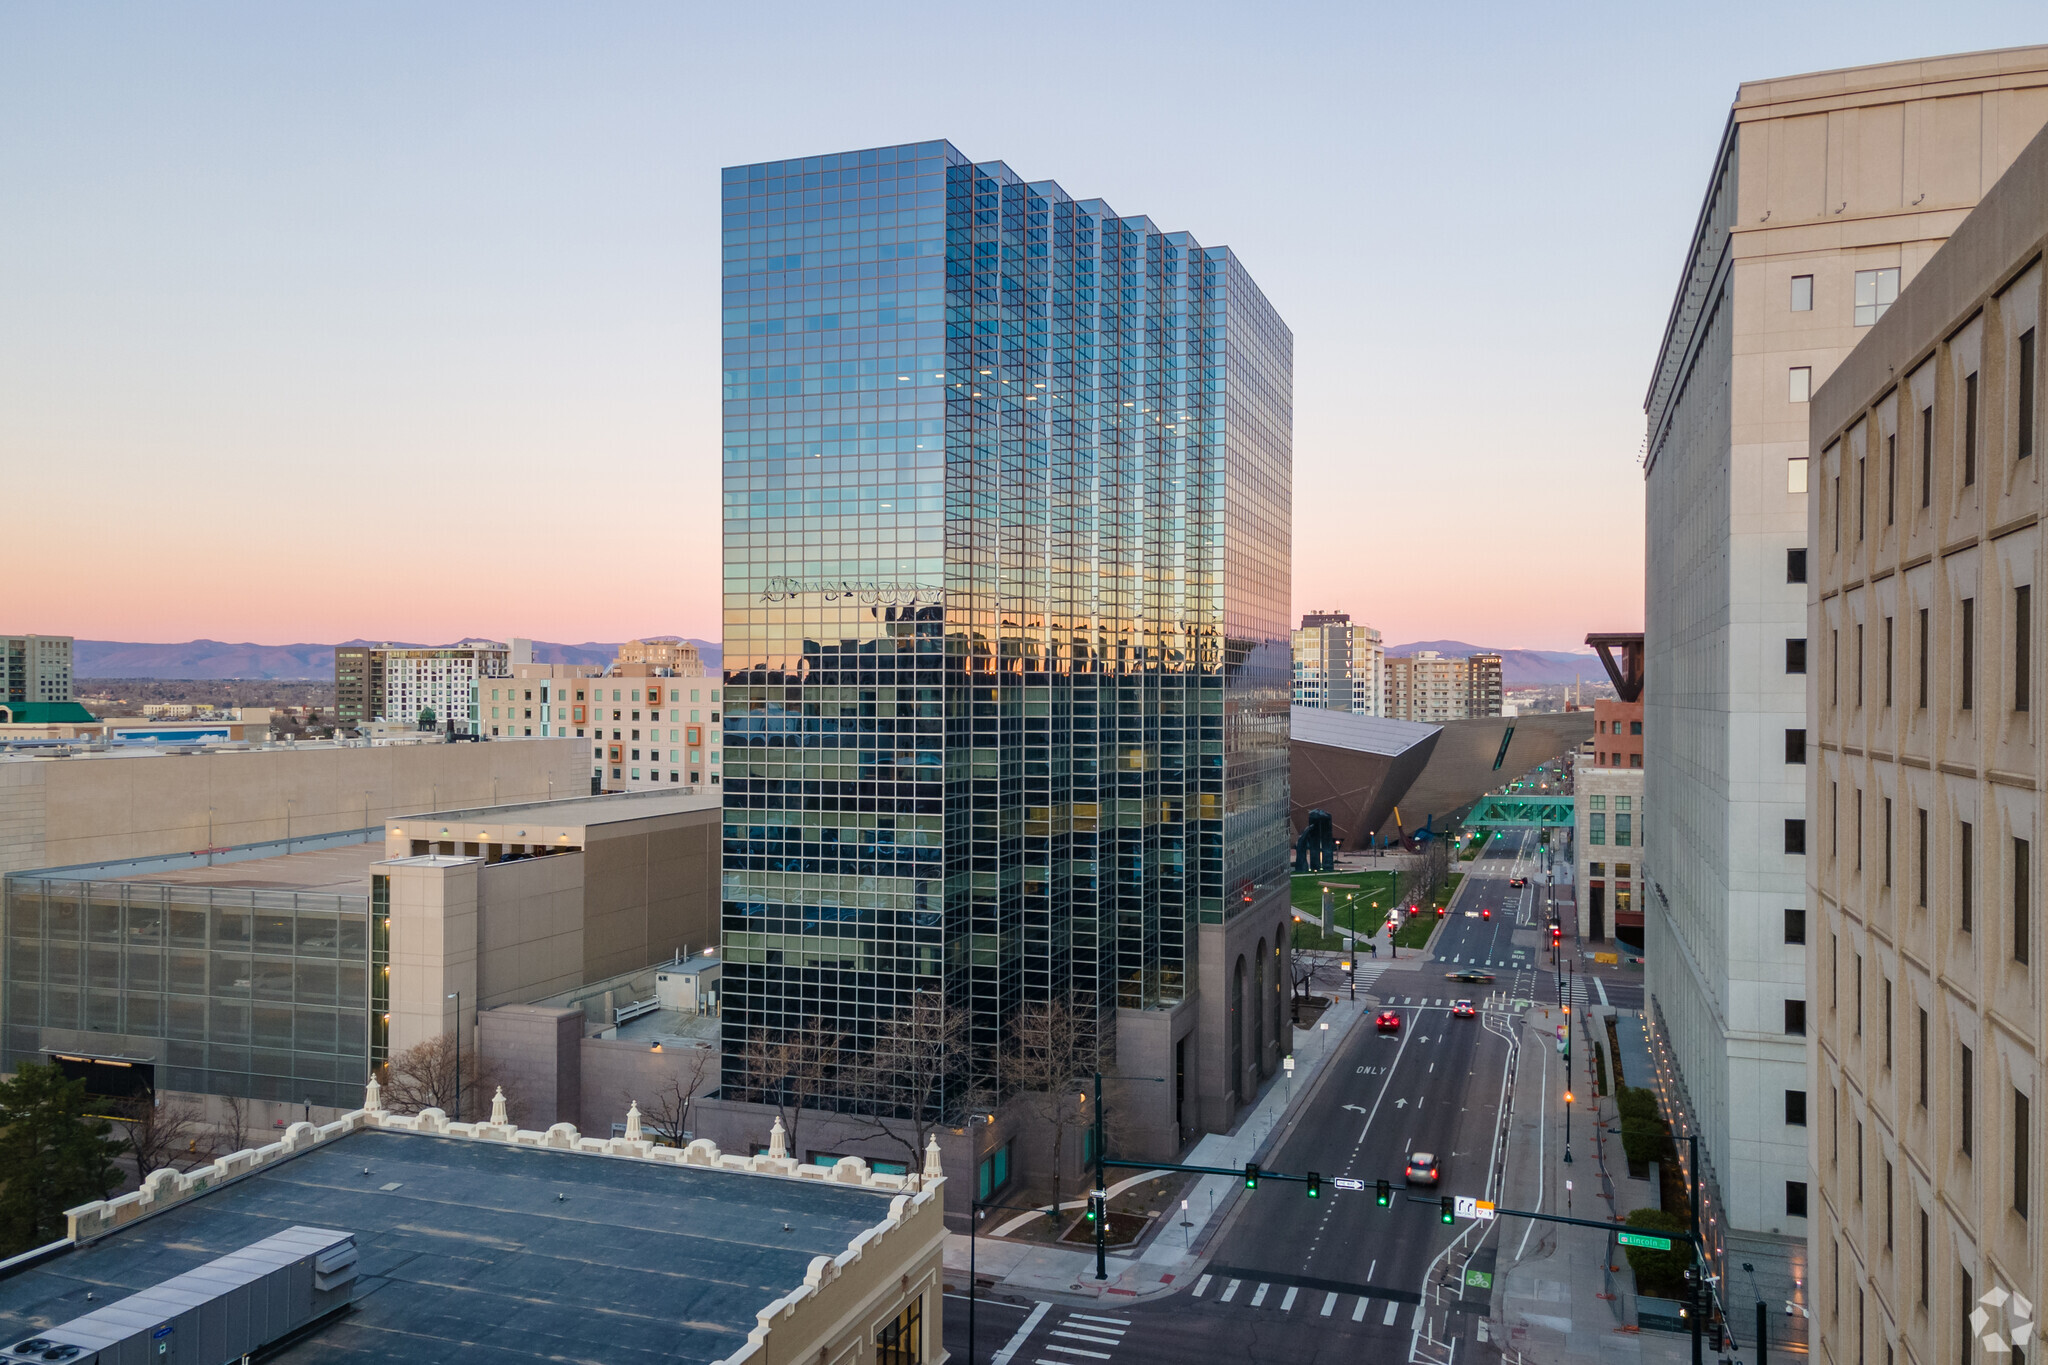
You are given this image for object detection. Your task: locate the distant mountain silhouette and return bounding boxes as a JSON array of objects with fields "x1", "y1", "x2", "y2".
[
  {"x1": 73, "y1": 637, "x2": 722, "y2": 680},
  {"x1": 1385, "y1": 639, "x2": 1604, "y2": 687}
]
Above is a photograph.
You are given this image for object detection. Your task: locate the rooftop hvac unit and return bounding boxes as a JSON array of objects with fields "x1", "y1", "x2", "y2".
[{"x1": 6, "y1": 1226, "x2": 357, "y2": 1364}]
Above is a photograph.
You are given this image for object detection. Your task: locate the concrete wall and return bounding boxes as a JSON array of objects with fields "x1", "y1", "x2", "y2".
[
  {"x1": 477, "y1": 1005, "x2": 583, "y2": 1129},
  {"x1": 477, "y1": 852, "x2": 585, "y2": 1009},
  {"x1": 381, "y1": 857, "x2": 479, "y2": 1059},
  {"x1": 1365, "y1": 713, "x2": 1592, "y2": 843},
  {"x1": 583, "y1": 809, "x2": 719, "y2": 981},
  {"x1": 0, "y1": 739, "x2": 588, "y2": 877}
]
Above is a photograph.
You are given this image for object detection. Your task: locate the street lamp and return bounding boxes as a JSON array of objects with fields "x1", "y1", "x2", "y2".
[{"x1": 447, "y1": 991, "x2": 461, "y2": 1122}]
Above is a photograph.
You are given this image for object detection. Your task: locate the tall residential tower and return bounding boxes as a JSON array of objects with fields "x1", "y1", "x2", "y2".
[{"x1": 718, "y1": 141, "x2": 1293, "y2": 1151}]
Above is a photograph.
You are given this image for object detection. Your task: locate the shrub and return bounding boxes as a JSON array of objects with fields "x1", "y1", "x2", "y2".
[{"x1": 1620, "y1": 1207, "x2": 1693, "y2": 1298}]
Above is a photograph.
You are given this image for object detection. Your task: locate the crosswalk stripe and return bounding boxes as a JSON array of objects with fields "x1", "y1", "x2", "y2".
[
  {"x1": 1383, "y1": 1301, "x2": 1399, "y2": 1325},
  {"x1": 1353, "y1": 1297, "x2": 1369, "y2": 1321},
  {"x1": 1411, "y1": 1304, "x2": 1426, "y2": 1331},
  {"x1": 1192, "y1": 1274, "x2": 1211, "y2": 1298},
  {"x1": 1052, "y1": 1331, "x2": 1121, "y2": 1346},
  {"x1": 1220, "y1": 1279, "x2": 1240, "y2": 1303},
  {"x1": 1250, "y1": 1282, "x2": 1270, "y2": 1307},
  {"x1": 1321, "y1": 1291, "x2": 1338, "y2": 1316},
  {"x1": 1280, "y1": 1287, "x2": 1297, "y2": 1311},
  {"x1": 1066, "y1": 1315, "x2": 1129, "y2": 1327},
  {"x1": 1043, "y1": 1349, "x2": 1112, "y2": 1362}
]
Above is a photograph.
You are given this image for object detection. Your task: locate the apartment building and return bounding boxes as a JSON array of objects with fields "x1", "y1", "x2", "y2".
[
  {"x1": 1291, "y1": 611, "x2": 1385, "y2": 716},
  {"x1": 2, "y1": 635, "x2": 73, "y2": 705},
  {"x1": 1384, "y1": 650, "x2": 1502, "y2": 722},
  {"x1": 614, "y1": 638, "x2": 705, "y2": 672},
  {"x1": 588, "y1": 663, "x2": 722, "y2": 794},
  {"x1": 334, "y1": 641, "x2": 511, "y2": 734},
  {"x1": 1807, "y1": 113, "x2": 2047, "y2": 1365},
  {"x1": 1642, "y1": 43, "x2": 2048, "y2": 1334}
]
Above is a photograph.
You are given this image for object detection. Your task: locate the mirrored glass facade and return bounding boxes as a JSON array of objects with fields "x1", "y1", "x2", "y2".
[{"x1": 720, "y1": 140, "x2": 1290, "y2": 1112}]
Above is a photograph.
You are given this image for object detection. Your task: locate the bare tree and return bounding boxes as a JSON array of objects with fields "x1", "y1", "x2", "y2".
[
  {"x1": 381, "y1": 1033, "x2": 505, "y2": 1120},
  {"x1": 628, "y1": 1045, "x2": 718, "y2": 1144},
  {"x1": 838, "y1": 988, "x2": 977, "y2": 1175},
  {"x1": 737, "y1": 1017, "x2": 844, "y2": 1156},
  {"x1": 118, "y1": 1095, "x2": 208, "y2": 1177},
  {"x1": 1008, "y1": 998, "x2": 1098, "y2": 1216},
  {"x1": 208, "y1": 1093, "x2": 254, "y2": 1158}
]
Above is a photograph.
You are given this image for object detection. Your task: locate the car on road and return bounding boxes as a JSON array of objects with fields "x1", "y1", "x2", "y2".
[
  {"x1": 1405, "y1": 1152, "x2": 1440, "y2": 1185},
  {"x1": 1451, "y1": 1000, "x2": 1477, "y2": 1018},
  {"x1": 1375, "y1": 1010, "x2": 1401, "y2": 1033},
  {"x1": 1509, "y1": 876, "x2": 1527, "y2": 887},
  {"x1": 1446, "y1": 970, "x2": 1496, "y2": 983}
]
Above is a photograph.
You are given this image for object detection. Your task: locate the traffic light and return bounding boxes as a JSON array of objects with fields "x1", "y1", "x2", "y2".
[
  {"x1": 1244, "y1": 1162, "x2": 1260, "y2": 1190},
  {"x1": 1439, "y1": 1196, "x2": 1455, "y2": 1224},
  {"x1": 1375, "y1": 1178, "x2": 1392, "y2": 1207},
  {"x1": 1085, "y1": 1193, "x2": 1101, "y2": 1223},
  {"x1": 1305, "y1": 1171, "x2": 1321, "y2": 1199}
]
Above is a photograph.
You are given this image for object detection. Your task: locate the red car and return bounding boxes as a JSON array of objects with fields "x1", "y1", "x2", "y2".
[
  {"x1": 1451, "y1": 1000, "x2": 1477, "y2": 1018},
  {"x1": 1376, "y1": 1010, "x2": 1401, "y2": 1033}
]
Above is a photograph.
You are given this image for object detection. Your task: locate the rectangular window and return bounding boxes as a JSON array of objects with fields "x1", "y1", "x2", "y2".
[
  {"x1": 1857, "y1": 624, "x2": 1865, "y2": 706},
  {"x1": 1791, "y1": 274, "x2": 1813, "y2": 311},
  {"x1": 1785, "y1": 907, "x2": 1807, "y2": 944},
  {"x1": 977, "y1": 1140, "x2": 1012, "y2": 1199},
  {"x1": 2017, "y1": 1089, "x2": 2031, "y2": 1218},
  {"x1": 2022, "y1": 328, "x2": 2038, "y2": 462},
  {"x1": 1791, "y1": 367, "x2": 1813, "y2": 403},
  {"x1": 1787, "y1": 638, "x2": 1808, "y2": 674},
  {"x1": 1786, "y1": 819, "x2": 1806, "y2": 855},
  {"x1": 1614, "y1": 814, "x2": 1631, "y2": 847},
  {"x1": 1832, "y1": 629, "x2": 1839, "y2": 705},
  {"x1": 1854, "y1": 267, "x2": 1899, "y2": 326},
  {"x1": 1885, "y1": 797, "x2": 1894, "y2": 886},
  {"x1": 874, "y1": 1298, "x2": 921, "y2": 1365},
  {"x1": 1589, "y1": 813, "x2": 1605, "y2": 846},
  {"x1": 1786, "y1": 1090, "x2": 1808, "y2": 1125},
  {"x1": 1885, "y1": 615, "x2": 1895, "y2": 707},
  {"x1": 1788, "y1": 547, "x2": 1808, "y2": 583},
  {"x1": 1964, "y1": 371, "x2": 1979, "y2": 485},
  {"x1": 1883, "y1": 977, "x2": 1893, "y2": 1068},
  {"x1": 1790, "y1": 456, "x2": 1808, "y2": 493},
  {"x1": 1921, "y1": 405, "x2": 1934, "y2": 508},
  {"x1": 1918, "y1": 1008, "x2": 1929, "y2": 1108},
  {"x1": 1962, "y1": 821, "x2": 1974, "y2": 931},
  {"x1": 1919, "y1": 808, "x2": 1930, "y2": 906},
  {"x1": 2018, "y1": 835, "x2": 2033, "y2": 966},
  {"x1": 1962, "y1": 597, "x2": 1976, "y2": 709},
  {"x1": 1918, "y1": 608, "x2": 1930, "y2": 707},
  {"x1": 1918, "y1": 1209, "x2": 1929, "y2": 1306},
  {"x1": 1858, "y1": 457, "x2": 1867, "y2": 540},
  {"x1": 1961, "y1": 1044, "x2": 1974, "y2": 1156},
  {"x1": 1886, "y1": 432, "x2": 1897, "y2": 525},
  {"x1": 1833, "y1": 477, "x2": 1841, "y2": 552},
  {"x1": 2018, "y1": 584, "x2": 2031, "y2": 712},
  {"x1": 1786, "y1": 729, "x2": 1807, "y2": 763},
  {"x1": 1786, "y1": 1180, "x2": 1808, "y2": 1218},
  {"x1": 1786, "y1": 999, "x2": 1807, "y2": 1035}
]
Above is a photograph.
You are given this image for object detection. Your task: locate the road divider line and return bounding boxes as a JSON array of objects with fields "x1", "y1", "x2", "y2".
[
  {"x1": 990, "y1": 1301, "x2": 1049, "y2": 1365},
  {"x1": 1411, "y1": 1304, "x2": 1426, "y2": 1331}
]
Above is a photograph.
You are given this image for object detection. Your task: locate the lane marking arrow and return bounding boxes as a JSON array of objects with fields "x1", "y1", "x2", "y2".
[
  {"x1": 1394, "y1": 1097, "x2": 1409, "y2": 1108},
  {"x1": 1342, "y1": 1104, "x2": 1370, "y2": 1114}
]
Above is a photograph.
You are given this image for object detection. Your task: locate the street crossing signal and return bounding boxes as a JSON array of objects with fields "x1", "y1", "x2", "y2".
[
  {"x1": 1244, "y1": 1162, "x2": 1260, "y2": 1190},
  {"x1": 1439, "y1": 1197, "x2": 1455, "y2": 1224},
  {"x1": 1305, "y1": 1171, "x2": 1321, "y2": 1199},
  {"x1": 1375, "y1": 1179, "x2": 1392, "y2": 1207}
]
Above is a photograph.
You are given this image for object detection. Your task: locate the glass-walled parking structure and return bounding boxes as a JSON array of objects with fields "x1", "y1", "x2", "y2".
[
  {"x1": 719, "y1": 140, "x2": 1292, "y2": 1118},
  {"x1": 4, "y1": 874, "x2": 373, "y2": 1110}
]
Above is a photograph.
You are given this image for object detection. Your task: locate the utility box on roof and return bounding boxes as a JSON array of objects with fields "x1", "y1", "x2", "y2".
[{"x1": 5, "y1": 1226, "x2": 356, "y2": 1364}]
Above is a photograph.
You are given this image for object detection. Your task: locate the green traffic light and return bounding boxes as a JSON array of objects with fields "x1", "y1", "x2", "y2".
[
  {"x1": 1375, "y1": 1179, "x2": 1392, "y2": 1207},
  {"x1": 1244, "y1": 1161, "x2": 1260, "y2": 1190},
  {"x1": 1305, "y1": 1171, "x2": 1321, "y2": 1199},
  {"x1": 1439, "y1": 1197, "x2": 1455, "y2": 1224}
]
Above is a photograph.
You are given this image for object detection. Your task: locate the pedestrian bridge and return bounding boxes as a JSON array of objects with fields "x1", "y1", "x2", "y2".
[{"x1": 1464, "y1": 794, "x2": 1574, "y2": 828}]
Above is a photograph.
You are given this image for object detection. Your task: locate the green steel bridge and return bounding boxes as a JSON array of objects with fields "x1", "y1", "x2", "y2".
[{"x1": 1463, "y1": 794, "x2": 1575, "y2": 828}]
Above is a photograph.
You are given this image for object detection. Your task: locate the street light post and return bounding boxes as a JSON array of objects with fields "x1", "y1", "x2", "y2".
[{"x1": 446, "y1": 990, "x2": 461, "y2": 1122}]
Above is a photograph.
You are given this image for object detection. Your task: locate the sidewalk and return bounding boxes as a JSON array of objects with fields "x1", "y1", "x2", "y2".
[{"x1": 944, "y1": 963, "x2": 1394, "y2": 1302}]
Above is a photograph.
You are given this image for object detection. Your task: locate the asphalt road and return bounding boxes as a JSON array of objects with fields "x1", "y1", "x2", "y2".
[{"x1": 950, "y1": 827, "x2": 1559, "y2": 1364}]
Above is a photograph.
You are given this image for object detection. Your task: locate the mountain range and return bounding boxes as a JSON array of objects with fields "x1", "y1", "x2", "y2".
[
  {"x1": 1386, "y1": 639, "x2": 1607, "y2": 687},
  {"x1": 72, "y1": 638, "x2": 722, "y2": 680}
]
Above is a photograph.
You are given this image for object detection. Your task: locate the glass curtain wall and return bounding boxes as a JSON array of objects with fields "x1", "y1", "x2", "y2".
[{"x1": 719, "y1": 140, "x2": 1290, "y2": 1118}]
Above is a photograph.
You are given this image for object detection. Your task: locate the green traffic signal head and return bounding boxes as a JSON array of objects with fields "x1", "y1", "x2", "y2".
[
  {"x1": 1305, "y1": 1171, "x2": 1321, "y2": 1199},
  {"x1": 1244, "y1": 1161, "x2": 1260, "y2": 1190},
  {"x1": 1439, "y1": 1196, "x2": 1455, "y2": 1224},
  {"x1": 1375, "y1": 1178, "x2": 1392, "y2": 1207}
]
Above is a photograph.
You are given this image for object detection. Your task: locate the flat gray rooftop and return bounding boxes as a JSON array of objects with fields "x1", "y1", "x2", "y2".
[
  {"x1": 394, "y1": 788, "x2": 720, "y2": 828},
  {"x1": 0, "y1": 1128, "x2": 898, "y2": 1364}
]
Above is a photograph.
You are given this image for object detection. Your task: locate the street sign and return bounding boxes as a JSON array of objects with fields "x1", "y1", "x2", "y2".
[
  {"x1": 1465, "y1": 1270, "x2": 1494, "y2": 1289},
  {"x1": 1453, "y1": 1196, "x2": 1497, "y2": 1221},
  {"x1": 1616, "y1": 1231, "x2": 1674, "y2": 1251},
  {"x1": 1332, "y1": 1177, "x2": 1365, "y2": 1192}
]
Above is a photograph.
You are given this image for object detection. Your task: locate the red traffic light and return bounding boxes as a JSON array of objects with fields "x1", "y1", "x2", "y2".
[{"x1": 1435, "y1": 906, "x2": 1445, "y2": 917}]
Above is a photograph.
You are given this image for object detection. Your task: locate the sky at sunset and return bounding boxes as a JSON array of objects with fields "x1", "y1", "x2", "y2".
[{"x1": 5, "y1": 2, "x2": 2045, "y2": 653}]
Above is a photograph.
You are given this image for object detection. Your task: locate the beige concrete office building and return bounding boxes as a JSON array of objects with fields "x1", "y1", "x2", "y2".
[
  {"x1": 1807, "y1": 112, "x2": 2047, "y2": 1365},
  {"x1": 1385, "y1": 650, "x2": 1502, "y2": 722},
  {"x1": 1642, "y1": 49, "x2": 2048, "y2": 1332},
  {"x1": 2, "y1": 635, "x2": 73, "y2": 705}
]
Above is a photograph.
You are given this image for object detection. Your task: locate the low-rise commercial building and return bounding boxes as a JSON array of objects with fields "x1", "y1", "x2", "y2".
[
  {"x1": 1806, "y1": 113, "x2": 2048, "y2": 1365},
  {"x1": 1, "y1": 790, "x2": 720, "y2": 1119},
  {"x1": 7, "y1": 1098, "x2": 945, "y2": 1365}
]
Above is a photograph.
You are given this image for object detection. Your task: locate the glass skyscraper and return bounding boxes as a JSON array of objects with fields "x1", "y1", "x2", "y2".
[{"x1": 719, "y1": 141, "x2": 1291, "y2": 1135}]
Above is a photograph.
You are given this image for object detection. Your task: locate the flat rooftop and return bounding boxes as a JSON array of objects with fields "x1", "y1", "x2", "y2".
[
  {"x1": 112, "y1": 842, "x2": 388, "y2": 893},
  {"x1": 0, "y1": 1127, "x2": 900, "y2": 1365},
  {"x1": 395, "y1": 788, "x2": 720, "y2": 829}
]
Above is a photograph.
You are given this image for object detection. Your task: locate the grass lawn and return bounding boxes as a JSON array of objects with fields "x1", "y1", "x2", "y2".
[
  {"x1": 1387, "y1": 871, "x2": 1462, "y2": 948},
  {"x1": 1458, "y1": 831, "x2": 1489, "y2": 861},
  {"x1": 1288, "y1": 869, "x2": 1399, "y2": 952}
]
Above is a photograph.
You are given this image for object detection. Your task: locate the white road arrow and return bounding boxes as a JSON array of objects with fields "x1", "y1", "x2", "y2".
[
  {"x1": 1343, "y1": 1104, "x2": 1370, "y2": 1115},
  {"x1": 1394, "y1": 1097, "x2": 1409, "y2": 1109}
]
